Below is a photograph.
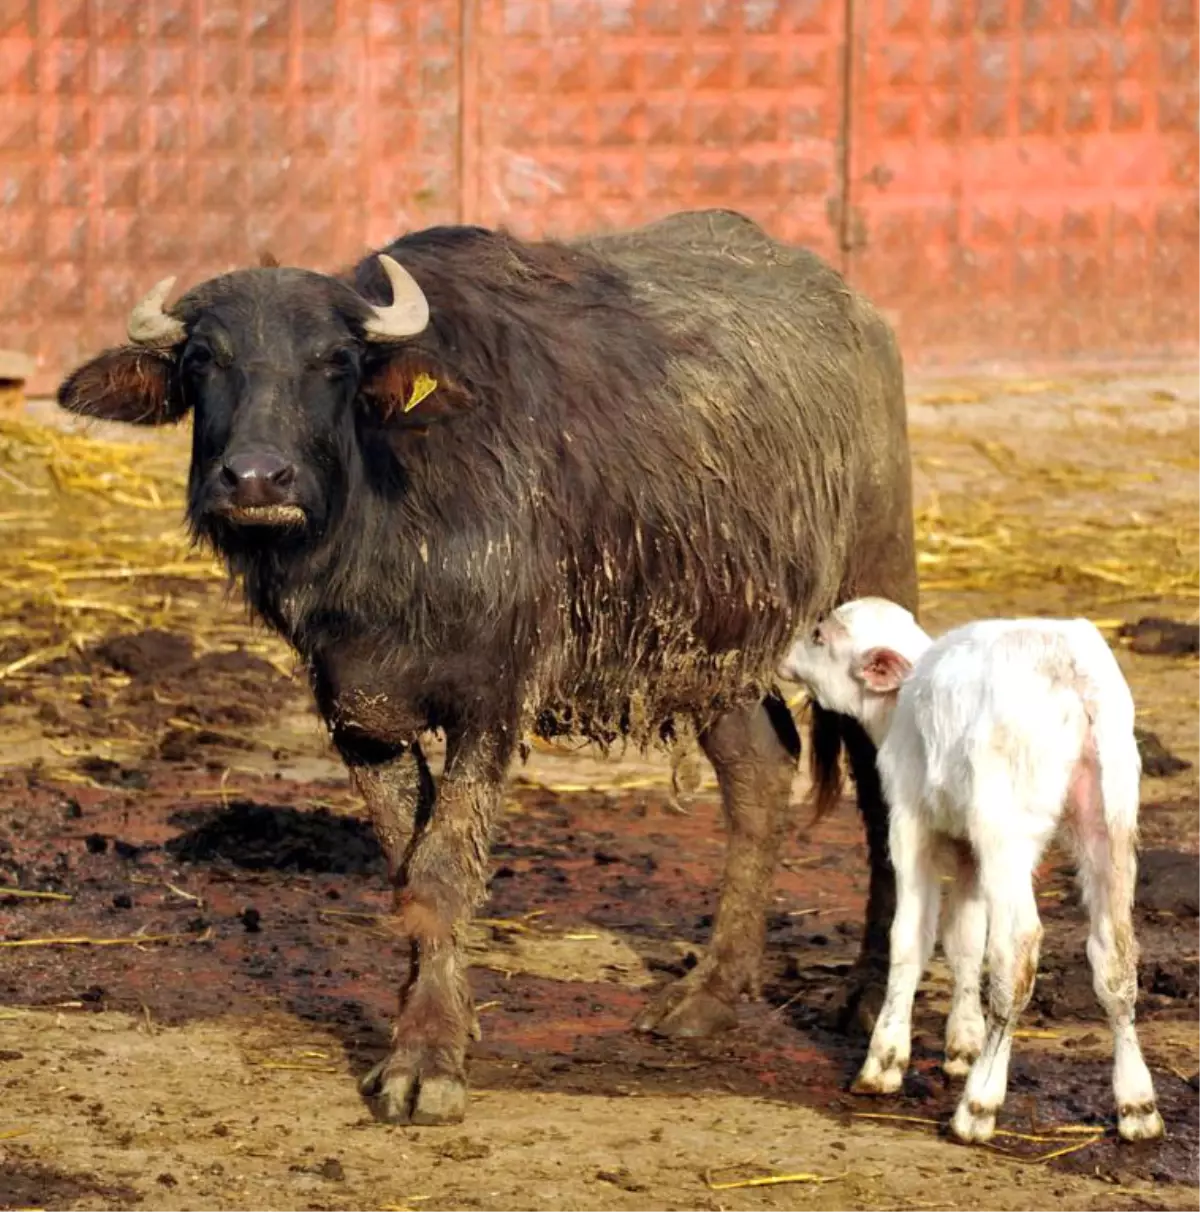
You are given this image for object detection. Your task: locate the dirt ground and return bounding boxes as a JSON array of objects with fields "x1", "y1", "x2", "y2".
[{"x1": 0, "y1": 370, "x2": 1197, "y2": 1212}]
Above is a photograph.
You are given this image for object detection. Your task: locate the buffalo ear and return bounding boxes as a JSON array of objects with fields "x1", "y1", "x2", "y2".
[
  {"x1": 360, "y1": 350, "x2": 473, "y2": 428},
  {"x1": 57, "y1": 347, "x2": 188, "y2": 426}
]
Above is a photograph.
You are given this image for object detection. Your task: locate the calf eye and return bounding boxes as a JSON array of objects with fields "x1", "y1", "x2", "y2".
[{"x1": 810, "y1": 624, "x2": 824, "y2": 646}]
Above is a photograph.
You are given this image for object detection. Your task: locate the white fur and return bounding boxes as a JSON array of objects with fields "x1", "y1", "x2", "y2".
[{"x1": 779, "y1": 598, "x2": 1163, "y2": 1143}]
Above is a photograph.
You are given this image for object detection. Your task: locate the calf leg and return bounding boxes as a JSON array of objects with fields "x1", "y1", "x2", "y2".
[
  {"x1": 853, "y1": 808, "x2": 939, "y2": 1094},
  {"x1": 942, "y1": 844, "x2": 987, "y2": 1078},
  {"x1": 1077, "y1": 824, "x2": 1163, "y2": 1140},
  {"x1": 951, "y1": 847, "x2": 1042, "y2": 1144},
  {"x1": 360, "y1": 730, "x2": 510, "y2": 1124},
  {"x1": 634, "y1": 695, "x2": 798, "y2": 1038}
]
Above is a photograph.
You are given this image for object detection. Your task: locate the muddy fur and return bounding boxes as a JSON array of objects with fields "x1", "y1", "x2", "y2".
[
  {"x1": 59, "y1": 213, "x2": 918, "y2": 1109},
  {"x1": 60, "y1": 210, "x2": 915, "y2": 759},
  {"x1": 310, "y1": 212, "x2": 912, "y2": 753}
]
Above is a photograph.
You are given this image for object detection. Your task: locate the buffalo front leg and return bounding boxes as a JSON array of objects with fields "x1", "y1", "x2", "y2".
[
  {"x1": 343, "y1": 741, "x2": 435, "y2": 882},
  {"x1": 635, "y1": 695, "x2": 799, "y2": 1038},
  {"x1": 360, "y1": 730, "x2": 509, "y2": 1125},
  {"x1": 838, "y1": 716, "x2": 898, "y2": 1035}
]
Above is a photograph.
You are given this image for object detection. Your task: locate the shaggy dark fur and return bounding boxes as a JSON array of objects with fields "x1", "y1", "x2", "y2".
[{"x1": 58, "y1": 209, "x2": 918, "y2": 1123}]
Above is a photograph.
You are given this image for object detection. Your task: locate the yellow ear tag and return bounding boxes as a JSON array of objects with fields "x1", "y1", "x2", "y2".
[{"x1": 405, "y1": 372, "x2": 438, "y2": 413}]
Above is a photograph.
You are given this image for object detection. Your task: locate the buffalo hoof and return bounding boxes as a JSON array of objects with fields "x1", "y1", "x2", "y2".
[
  {"x1": 633, "y1": 981, "x2": 738, "y2": 1039},
  {"x1": 361, "y1": 1055, "x2": 468, "y2": 1126}
]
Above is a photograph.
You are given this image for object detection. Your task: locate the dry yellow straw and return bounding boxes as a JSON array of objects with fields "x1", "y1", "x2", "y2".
[
  {"x1": 986, "y1": 1135, "x2": 1105, "y2": 1165},
  {"x1": 0, "y1": 932, "x2": 203, "y2": 949},
  {"x1": 252, "y1": 1061, "x2": 339, "y2": 1074},
  {"x1": 705, "y1": 1168, "x2": 846, "y2": 1191},
  {"x1": 849, "y1": 1112, "x2": 1108, "y2": 1169},
  {"x1": 851, "y1": 1112, "x2": 941, "y2": 1129}
]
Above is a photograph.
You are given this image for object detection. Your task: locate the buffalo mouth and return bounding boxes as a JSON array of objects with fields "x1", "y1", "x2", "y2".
[{"x1": 220, "y1": 503, "x2": 307, "y2": 527}]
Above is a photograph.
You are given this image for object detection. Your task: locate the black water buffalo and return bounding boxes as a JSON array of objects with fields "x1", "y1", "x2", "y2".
[{"x1": 59, "y1": 210, "x2": 918, "y2": 1125}]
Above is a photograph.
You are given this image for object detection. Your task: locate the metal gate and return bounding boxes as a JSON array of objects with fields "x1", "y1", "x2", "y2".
[
  {"x1": 1, "y1": 0, "x2": 1195, "y2": 391},
  {"x1": 462, "y1": 0, "x2": 847, "y2": 259},
  {"x1": 841, "y1": 0, "x2": 1199, "y2": 365},
  {"x1": 0, "y1": 0, "x2": 464, "y2": 386}
]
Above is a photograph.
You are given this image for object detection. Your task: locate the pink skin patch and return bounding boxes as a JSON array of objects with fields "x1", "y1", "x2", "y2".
[{"x1": 1066, "y1": 725, "x2": 1109, "y2": 868}]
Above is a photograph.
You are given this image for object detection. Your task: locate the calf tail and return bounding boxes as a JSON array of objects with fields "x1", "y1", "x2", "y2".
[
  {"x1": 1068, "y1": 639, "x2": 1143, "y2": 980},
  {"x1": 809, "y1": 701, "x2": 846, "y2": 821},
  {"x1": 1069, "y1": 625, "x2": 1141, "y2": 840},
  {"x1": 1089, "y1": 684, "x2": 1142, "y2": 840}
]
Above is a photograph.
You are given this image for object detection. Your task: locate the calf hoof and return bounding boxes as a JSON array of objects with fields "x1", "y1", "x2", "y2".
[
  {"x1": 1118, "y1": 1102, "x2": 1165, "y2": 1142},
  {"x1": 943, "y1": 1016, "x2": 985, "y2": 1080},
  {"x1": 634, "y1": 983, "x2": 738, "y2": 1039},
  {"x1": 361, "y1": 1056, "x2": 468, "y2": 1126},
  {"x1": 851, "y1": 1052, "x2": 907, "y2": 1096},
  {"x1": 942, "y1": 1048, "x2": 979, "y2": 1080},
  {"x1": 950, "y1": 1099, "x2": 997, "y2": 1144}
]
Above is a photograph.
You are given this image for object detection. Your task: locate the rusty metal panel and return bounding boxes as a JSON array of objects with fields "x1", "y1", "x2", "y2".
[
  {"x1": 464, "y1": 0, "x2": 847, "y2": 257},
  {"x1": 2, "y1": 0, "x2": 1196, "y2": 383},
  {"x1": 0, "y1": 0, "x2": 461, "y2": 390},
  {"x1": 844, "y1": 0, "x2": 1199, "y2": 366}
]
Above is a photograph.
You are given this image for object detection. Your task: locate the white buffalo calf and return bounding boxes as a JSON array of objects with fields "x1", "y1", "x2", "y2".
[{"x1": 779, "y1": 598, "x2": 1163, "y2": 1144}]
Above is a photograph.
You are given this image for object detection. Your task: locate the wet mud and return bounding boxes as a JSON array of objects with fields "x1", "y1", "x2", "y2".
[
  {"x1": 1, "y1": 377, "x2": 1198, "y2": 1210},
  {"x1": 1, "y1": 750, "x2": 1197, "y2": 1197}
]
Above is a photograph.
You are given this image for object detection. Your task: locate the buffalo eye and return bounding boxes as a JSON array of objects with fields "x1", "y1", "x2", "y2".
[
  {"x1": 316, "y1": 346, "x2": 358, "y2": 379},
  {"x1": 182, "y1": 343, "x2": 214, "y2": 376}
]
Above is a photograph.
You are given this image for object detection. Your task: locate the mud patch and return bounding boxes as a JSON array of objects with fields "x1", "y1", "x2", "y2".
[
  {"x1": 1120, "y1": 617, "x2": 1200, "y2": 657},
  {"x1": 1031, "y1": 1061, "x2": 1199, "y2": 1189},
  {"x1": 95, "y1": 628, "x2": 196, "y2": 678},
  {"x1": 165, "y1": 801, "x2": 384, "y2": 875},
  {"x1": 0, "y1": 1159, "x2": 139, "y2": 1211},
  {"x1": 1137, "y1": 730, "x2": 1194, "y2": 779},
  {"x1": 1032, "y1": 945, "x2": 1198, "y2": 1022},
  {"x1": 22, "y1": 625, "x2": 298, "y2": 757},
  {"x1": 1138, "y1": 850, "x2": 1200, "y2": 917}
]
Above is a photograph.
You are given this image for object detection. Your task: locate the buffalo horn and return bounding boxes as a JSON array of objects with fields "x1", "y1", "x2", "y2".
[
  {"x1": 127, "y1": 276, "x2": 186, "y2": 348},
  {"x1": 361, "y1": 255, "x2": 430, "y2": 341}
]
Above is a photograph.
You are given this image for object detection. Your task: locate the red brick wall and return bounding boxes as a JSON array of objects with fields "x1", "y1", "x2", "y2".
[{"x1": 1, "y1": 0, "x2": 1195, "y2": 391}]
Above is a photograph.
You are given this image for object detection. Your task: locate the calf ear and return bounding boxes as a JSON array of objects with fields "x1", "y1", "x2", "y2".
[
  {"x1": 360, "y1": 350, "x2": 473, "y2": 428},
  {"x1": 58, "y1": 347, "x2": 188, "y2": 426},
  {"x1": 856, "y1": 646, "x2": 912, "y2": 693}
]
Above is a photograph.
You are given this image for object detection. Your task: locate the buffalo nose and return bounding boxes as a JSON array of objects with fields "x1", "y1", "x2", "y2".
[{"x1": 219, "y1": 451, "x2": 296, "y2": 505}]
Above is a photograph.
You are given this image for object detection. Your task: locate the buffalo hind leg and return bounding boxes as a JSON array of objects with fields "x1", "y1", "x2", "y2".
[
  {"x1": 837, "y1": 716, "x2": 897, "y2": 1035},
  {"x1": 635, "y1": 695, "x2": 799, "y2": 1037},
  {"x1": 360, "y1": 729, "x2": 509, "y2": 1125}
]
